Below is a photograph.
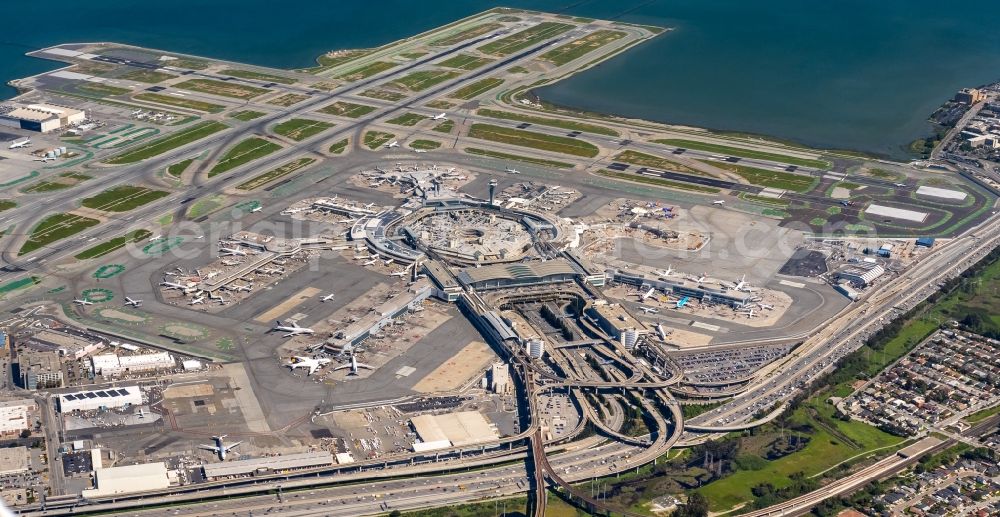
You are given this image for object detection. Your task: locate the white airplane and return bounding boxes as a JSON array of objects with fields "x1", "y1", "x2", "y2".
[
  {"x1": 693, "y1": 273, "x2": 708, "y2": 284},
  {"x1": 148, "y1": 234, "x2": 161, "y2": 242},
  {"x1": 740, "y1": 308, "x2": 756, "y2": 319},
  {"x1": 362, "y1": 258, "x2": 378, "y2": 266},
  {"x1": 320, "y1": 293, "x2": 336, "y2": 302},
  {"x1": 339, "y1": 218, "x2": 359, "y2": 224},
  {"x1": 758, "y1": 303, "x2": 774, "y2": 310},
  {"x1": 639, "y1": 306, "x2": 659, "y2": 314},
  {"x1": 232, "y1": 283, "x2": 253, "y2": 292},
  {"x1": 272, "y1": 320, "x2": 315, "y2": 337},
  {"x1": 389, "y1": 269, "x2": 408, "y2": 278},
  {"x1": 414, "y1": 149, "x2": 427, "y2": 153},
  {"x1": 353, "y1": 254, "x2": 373, "y2": 260},
  {"x1": 137, "y1": 408, "x2": 145, "y2": 419},
  {"x1": 219, "y1": 247, "x2": 246, "y2": 256},
  {"x1": 894, "y1": 183, "x2": 907, "y2": 187},
  {"x1": 198, "y1": 435, "x2": 241, "y2": 461},
  {"x1": 288, "y1": 356, "x2": 331, "y2": 375},
  {"x1": 33, "y1": 157, "x2": 54, "y2": 162},
  {"x1": 8, "y1": 138, "x2": 30, "y2": 149},
  {"x1": 383, "y1": 258, "x2": 394, "y2": 266},
  {"x1": 713, "y1": 200, "x2": 726, "y2": 205},
  {"x1": 731, "y1": 274, "x2": 749, "y2": 292},
  {"x1": 160, "y1": 281, "x2": 187, "y2": 290},
  {"x1": 259, "y1": 267, "x2": 283, "y2": 275},
  {"x1": 216, "y1": 297, "x2": 227, "y2": 305},
  {"x1": 385, "y1": 141, "x2": 399, "y2": 148},
  {"x1": 432, "y1": 113, "x2": 448, "y2": 120},
  {"x1": 334, "y1": 354, "x2": 374, "y2": 375},
  {"x1": 363, "y1": 203, "x2": 376, "y2": 209},
  {"x1": 658, "y1": 265, "x2": 675, "y2": 277},
  {"x1": 504, "y1": 167, "x2": 521, "y2": 174},
  {"x1": 250, "y1": 206, "x2": 262, "y2": 213},
  {"x1": 188, "y1": 296, "x2": 205, "y2": 305},
  {"x1": 640, "y1": 287, "x2": 656, "y2": 301},
  {"x1": 73, "y1": 299, "x2": 93, "y2": 306},
  {"x1": 124, "y1": 297, "x2": 143, "y2": 307}
]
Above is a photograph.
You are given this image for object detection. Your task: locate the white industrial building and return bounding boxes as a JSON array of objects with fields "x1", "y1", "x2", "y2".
[
  {"x1": 82, "y1": 462, "x2": 171, "y2": 498},
  {"x1": 525, "y1": 338, "x2": 545, "y2": 359},
  {"x1": 0, "y1": 103, "x2": 85, "y2": 133},
  {"x1": 836, "y1": 263, "x2": 885, "y2": 288},
  {"x1": 410, "y1": 411, "x2": 499, "y2": 452},
  {"x1": 490, "y1": 362, "x2": 511, "y2": 395},
  {"x1": 57, "y1": 386, "x2": 143, "y2": 412},
  {"x1": 0, "y1": 399, "x2": 35, "y2": 435},
  {"x1": 90, "y1": 352, "x2": 174, "y2": 376}
]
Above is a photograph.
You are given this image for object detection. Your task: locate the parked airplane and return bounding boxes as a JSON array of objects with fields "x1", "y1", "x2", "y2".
[
  {"x1": 414, "y1": 149, "x2": 427, "y2": 153},
  {"x1": 656, "y1": 323, "x2": 669, "y2": 341},
  {"x1": 432, "y1": 113, "x2": 448, "y2": 120},
  {"x1": 740, "y1": 308, "x2": 756, "y2": 319},
  {"x1": 675, "y1": 296, "x2": 690, "y2": 308},
  {"x1": 353, "y1": 254, "x2": 373, "y2": 260},
  {"x1": 8, "y1": 138, "x2": 30, "y2": 149},
  {"x1": 124, "y1": 297, "x2": 142, "y2": 307},
  {"x1": 639, "y1": 306, "x2": 659, "y2": 314},
  {"x1": 658, "y1": 265, "x2": 675, "y2": 277},
  {"x1": 758, "y1": 303, "x2": 774, "y2": 310},
  {"x1": 198, "y1": 435, "x2": 241, "y2": 461},
  {"x1": 713, "y1": 200, "x2": 726, "y2": 205},
  {"x1": 321, "y1": 293, "x2": 336, "y2": 302},
  {"x1": 288, "y1": 356, "x2": 331, "y2": 375},
  {"x1": 33, "y1": 157, "x2": 54, "y2": 162},
  {"x1": 160, "y1": 281, "x2": 187, "y2": 290},
  {"x1": 693, "y1": 273, "x2": 708, "y2": 284},
  {"x1": 383, "y1": 258, "x2": 394, "y2": 266},
  {"x1": 188, "y1": 296, "x2": 205, "y2": 305},
  {"x1": 504, "y1": 167, "x2": 521, "y2": 174},
  {"x1": 389, "y1": 269, "x2": 408, "y2": 278},
  {"x1": 894, "y1": 183, "x2": 907, "y2": 187},
  {"x1": 272, "y1": 320, "x2": 314, "y2": 337},
  {"x1": 731, "y1": 274, "x2": 749, "y2": 292},
  {"x1": 250, "y1": 206, "x2": 262, "y2": 213},
  {"x1": 363, "y1": 203, "x2": 376, "y2": 209},
  {"x1": 147, "y1": 234, "x2": 161, "y2": 242},
  {"x1": 362, "y1": 258, "x2": 378, "y2": 266},
  {"x1": 385, "y1": 141, "x2": 399, "y2": 148},
  {"x1": 339, "y1": 218, "x2": 358, "y2": 224},
  {"x1": 640, "y1": 287, "x2": 656, "y2": 301},
  {"x1": 73, "y1": 299, "x2": 93, "y2": 306},
  {"x1": 334, "y1": 354, "x2": 374, "y2": 375}
]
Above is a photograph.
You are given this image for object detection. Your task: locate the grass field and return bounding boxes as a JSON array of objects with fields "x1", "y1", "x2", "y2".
[
  {"x1": 385, "y1": 113, "x2": 428, "y2": 126},
  {"x1": 20, "y1": 213, "x2": 100, "y2": 255},
  {"x1": 208, "y1": 137, "x2": 282, "y2": 177},
  {"x1": 596, "y1": 169, "x2": 720, "y2": 194},
  {"x1": 75, "y1": 82, "x2": 131, "y2": 97},
  {"x1": 266, "y1": 93, "x2": 310, "y2": 107},
  {"x1": 432, "y1": 120, "x2": 455, "y2": 133},
  {"x1": 300, "y1": 49, "x2": 371, "y2": 74},
  {"x1": 165, "y1": 57, "x2": 209, "y2": 70},
  {"x1": 363, "y1": 131, "x2": 395, "y2": 149},
  {"x1": 410, "y1": 139, "x2": 441, "y2": 150},
  {"x1": 465, "y1": 147, "x2": 573, "y2": 168},
  {"x1": 236, "y1": 158, "x2": 316, "y2": 190},
  {"x1": 81, "y1": 186, "x2": 169, "y2": 212},
  {"x1": 120, "y1": 69, "x2": 177, "y2": 83},
  {"x1": 437, "y1": 53, "x2": 494, "y2": 70},
  {"x1": 697, "y1": 398, "x2": 905, "y2": 511},
  {"x1": 186, "y1": 195, "x2": 226, "y2": 219},
  {"x1": 133, "y1": 93, "x2": 225, "y2": 113},
  {"x1": 74, "y1": 229, "x2": 152, "y2": 260},
  {"x1": 22, "y1": 172, "x2": 93, "y2": 193},
  {"x1": 540, "y1": 29, "x2": 627, "y2": 65},
  {"x1": 429, "y1": 22, "x2": 503, "y2": 46},
  {"x1": 613, "y1": 150, "x2": 701, "y2": 174},
  {"x1": 0, "y1": 200, "x2": 16, "y2": 212},
  {"x1": 449, "y1": 77, "x2": 504, "y2": 99},
  {"x1": 229, "y1": 110, "x2": 265, "y2": 121},
  {"x1": 336, "y1": 61, "x2": 399, "y2": 81},
  {"x1": 468, "y1": 123, "x2": 599, "y2": 157},
  {"x1": 174, "y1": 78, "x2": 269, "y2": 99},
  {"x1": 477, "y1": 108, "x2": 618, "y2": 136},
  {"x1": 318, "y1": 101, "x2": 377, "y2": 118},
  {"x1": 700, "y1": 160, "x2": 818, "y2": 192},
  {"x1": 328, "y1": 138, "x2": 349, "y2": 154},
  {"x1": 388, "y1": 70, "x2": 461, "y2": 92},
  {"x1": 965, "y1": 404, "x2": 1000, "y2": 424},
  {"x1": 166, "y1": 158, "x2": 194, "y2": 177},
  {"x1": 477, "y1": 21, "x2": 574, "y2": 56},
  {"x1": 220, "y1": 68, "x2": 296, "y2": 84},
  {"x1": 399, "y1": 51, "x2": 428, "y2": 60},
  {"x1": 272, "y1": 118, "x2": 334, "y2": 141},
  {"x1": 655, "y1": 138, "x2": 831, "y2": 169},
  {"x1": 359, "y1": 89, "x2": 408, "y2": 102},
  {"x1": 425, "y1": 100, "x2": 455, "y2": 110},
  {"x1": 105, "y1": 121, "x2": 228, "y2": 164}
]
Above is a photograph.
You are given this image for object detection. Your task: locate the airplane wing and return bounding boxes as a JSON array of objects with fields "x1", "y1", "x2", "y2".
[
  {"x1": 198, "y1": 444, "x2": 220, "y2": 453},
  {"x1": 333, "y1": 364, "x2": 351, "y2": 371},
  {"x1": 224, "y1": 441, "x2": 242, "y2": 452},
  {"x1": 307, "y1": 364, "x2": 318, "y2": 375},
  {"x1": 355, "y1": 362, "x2": 374, "y2": 370}
]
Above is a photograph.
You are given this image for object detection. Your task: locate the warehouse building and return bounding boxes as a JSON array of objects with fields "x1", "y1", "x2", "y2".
[
  {"x1": 57, "y1": 386, "x2": 143, "y2": 412},
  {"x1": 201, "y1": 451, "x2": 333, "y2": 479},
  {"x1": 0, "y1": 103, "x2": 85, "y2": 132},
  {"x1": 82, "y1": 462, "x2": 171, "y2": 498},
  {"x1": 0, "y1": 446, "x2": 29, "y2": 476},
  {"x1": 836, "y1": 263, "x2": 885, "y2": 288},
  {"x1": 0, "y1": 399, "x2": 36, "y2": 435},
  {"x1": 90, "y1": 352, "x2": 175, "y2": 376},
  {"x1": 410, "y1": 411, "x2": 499, "y2": 452}
]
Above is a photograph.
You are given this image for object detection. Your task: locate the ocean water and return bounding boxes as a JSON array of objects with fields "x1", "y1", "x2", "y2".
[{"x1": 2, "y1": 0, "x2": 998, "y2": 157}]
